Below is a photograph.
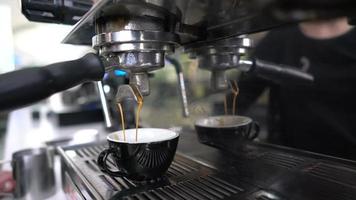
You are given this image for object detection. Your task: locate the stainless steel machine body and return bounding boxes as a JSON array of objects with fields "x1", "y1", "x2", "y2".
[
  {"x1": 58, "y1": 0, "x2": 324, "y2": 129},
  {"x1": 62, "y1": 0, "x2": 330, "y2": 95}
]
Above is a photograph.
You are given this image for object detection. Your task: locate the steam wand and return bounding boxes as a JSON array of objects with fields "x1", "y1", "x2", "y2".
[
  {"x1": 165, "y1": 57, "x2": 190, "y2": 117},
  {"x1": 238, "y1": 58, "x2": 314, "y2": 85}
]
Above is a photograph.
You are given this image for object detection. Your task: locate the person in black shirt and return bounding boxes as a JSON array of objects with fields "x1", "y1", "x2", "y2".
[{"x1": 237, "y1": 17, "x2": 356, "y2": 160}]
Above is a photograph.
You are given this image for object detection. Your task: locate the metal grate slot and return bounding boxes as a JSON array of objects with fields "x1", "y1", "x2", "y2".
[
  {"x1": 144, "y1": 191, "x2": 161, "y2": 200},
  {"x1": 75, "y1": 149, "x2": 84, "y2": 158},
  {"x1": 141, "y1": 192, "x2": 157, "y2": 200},
  {"x1": 78, "y1": 148, "x2": 91, "y2": 158},
  {"x1": 84, "y1": 147, "x2": 97, "y2": 157},
  {"x1": 170, "y1": 165, "x2": 186, "y2": 175},
  {"x1": 159, "y1": 187, "x2": 183, "y2": 200},
  {"x1": 131, "y1": 195, "x2": 141, "y2": 200},
  {"x1": 86, "y1": 147, "x2": 98, "y2": 156},
  {"x1": 114, "y1": 177, "x2": 136, "y2": 189},
  {"x1": 125, "y1": 177, "x2": 138, "y2": 187},
  {"x1": 174, "y1": 160, "x2": 198, "y2": 172},
  {"x1": 93, "y1": 145, "x2": 105, "y2": 153},
  {"x1": 135, "y1": 193, "x2": 150, "y2": 200},
  {"x1": 100, "y1": 175, "x2": 136, "y2": 192},
  {"x1": 92, "y1": 159, "x2": 98, "y2": 166},
  {"x1": 306, "y1": 163, "x2": 356, "y2": 188},
  {"x1": 177, "y1": 184, "x2": 208, "y2": 200},
  {"x1": 99, "y1": 175, "x2": 117, "y2": 191},
  {"x1": 107, "y1": 176, "x2": 125, "y2": 191},
  {"x1": 261, "y1": 152, "x2": 305, "y2": 169},
  {"x1": 172, "y1": 186, "x2": 194, "y2": 200},
  {"x1": 184, "y1": 181, "x2": 220, "y2": 200},
  {"x1": 150, "y1": 189, "x2": 171, "y2": 200},
  {"x1": 189, "y1": 181, "x2": 220, "y2": 199},
  {"x1": 176, "y1": 185, "x2": 205, "y2": 200},
  {"x1": 207, "y1": 176, "x2": 244, "y2": 192},
  {"x1": 190, "y1": 180, "x2": 225, "y2": 198},
  {"x1": 91, "y1": 146, "x2": 102, "y2": 155},
  {"x1": 166, "y1": 187, "x2": 190, "y2": 200},
  {"x1": 171, "y1": 162, "x2": 193, "y2": 173},
  {"x1": 197, "y1": 178, "x2": 231, "y2": 196},
  {"x1": 174, "y1": 162, "x2": 195, "y2": 173},
  {"x1": 115, "y1": 178, "x2": 131, "y2": 189},
  {"x1": 167, "y1": 169, "x2": 180, "y2": 177},
  {"x1": 85, "y1": 160, "x2": 99, "y2": 172},
  {"x1": 129, "y1": 178, "x2": 139, "y2": 187}
]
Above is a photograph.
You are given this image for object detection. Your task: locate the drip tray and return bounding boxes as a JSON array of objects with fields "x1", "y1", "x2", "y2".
[
  {"x1": 59, "y1": 143, "x2": 252, "y2": 200},
  {"x1": 59, "y1": 141, "x2": 356, "y2": 200}
]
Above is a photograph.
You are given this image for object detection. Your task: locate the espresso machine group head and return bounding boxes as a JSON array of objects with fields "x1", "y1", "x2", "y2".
[
  {"x1": 91, "y1": 0, "x2": 181, "y2": 96},
  {"x1": 185, "y1": 36, "x2": 252, "y2": 91}
]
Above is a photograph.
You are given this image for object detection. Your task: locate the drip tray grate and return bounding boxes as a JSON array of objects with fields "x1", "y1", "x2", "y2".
[{"x1": 60, "y1": 143, "x2": 248, "y2": 200}]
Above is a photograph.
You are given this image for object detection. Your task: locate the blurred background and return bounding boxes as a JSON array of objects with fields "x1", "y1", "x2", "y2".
[
  {"x1": 0, "y1": 0, "x2": 268, "y2": 158},
  {"x1": 0, "y1": 1, "x2": 355, "y2": 199},
  {"x1": 0, "y1": 0, "x2": 92, "y2": 158}
]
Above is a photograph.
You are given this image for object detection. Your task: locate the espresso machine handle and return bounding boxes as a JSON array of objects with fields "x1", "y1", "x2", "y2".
[
  {"x1": 0, "y1": 53, "x2": 105, "y2": 111},
  {"x1": 240, "y1": 59, "x2": 314, "y2": 85}
]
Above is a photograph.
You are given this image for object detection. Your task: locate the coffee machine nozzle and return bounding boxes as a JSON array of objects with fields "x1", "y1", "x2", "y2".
[{"x1": 185, "y1": 36, "x2": 252, "y2": 91}]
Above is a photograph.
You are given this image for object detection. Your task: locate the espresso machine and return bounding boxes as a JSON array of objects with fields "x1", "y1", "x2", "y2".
[{"x1": 2, "y1": 0, "x2": 356, "y2": 199}]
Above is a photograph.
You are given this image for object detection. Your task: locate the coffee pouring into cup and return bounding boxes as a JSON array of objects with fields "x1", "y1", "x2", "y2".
[
  {"x1": 98, "y1": 128, "x2": 179, "y2": 181},
  {"x1": 98, "y1": 84, "x2": 180, "y2": 181}
]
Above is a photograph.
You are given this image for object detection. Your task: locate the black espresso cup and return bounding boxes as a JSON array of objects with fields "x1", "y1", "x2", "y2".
[
  {"x1": 98, "y1": 128, "x2": 179, "y2": 181},
  {"x1": 195, "y1": 115, "x2": 259, "y2": 149}
]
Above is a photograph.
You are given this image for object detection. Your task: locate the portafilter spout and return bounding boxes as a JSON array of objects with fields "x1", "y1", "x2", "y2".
[{"x1": 116, "y1": 84, "x2": 143, "y2": 105}]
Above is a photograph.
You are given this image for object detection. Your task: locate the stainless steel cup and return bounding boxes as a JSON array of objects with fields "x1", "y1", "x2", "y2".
[{"x1": 11, "y1": 148, "x2": 55, "y2": 200}]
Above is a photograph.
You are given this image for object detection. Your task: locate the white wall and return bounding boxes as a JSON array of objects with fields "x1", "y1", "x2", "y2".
[
  {"x1": 14, "y1": 24, "x2": 92, "y2": 67},
  {"x1": 0, "y1": 5, "x2": 15, "y2": 73}
]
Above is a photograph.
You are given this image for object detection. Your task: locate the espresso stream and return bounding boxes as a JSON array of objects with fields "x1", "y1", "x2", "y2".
[
  {"x1": 224, "y1": 80, "x2": 240, "y2": 116},
  {"x1": 135, "y1": 96, "x2": 143, "y2": 141},
  {"x1": 117, "y1": 103, "x2": 126, "y2": 141},
  {"x1": 117, "y1": 93, "x2": 143, "y2": 142}
]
